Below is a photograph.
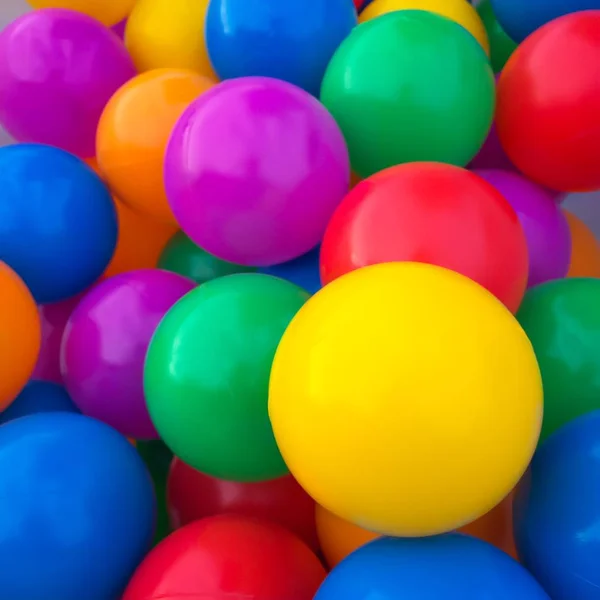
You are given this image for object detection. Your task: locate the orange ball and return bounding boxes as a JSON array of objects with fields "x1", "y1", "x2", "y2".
[
  {"x1": 96, "y1": 68, "x2": 215, "y2": 224},
  {"x1": 563, "y1": 210, "x2": 600, "y2": 278},
  {"x1": 0, "y1": 263, "x2": 41, "y2": 409}
]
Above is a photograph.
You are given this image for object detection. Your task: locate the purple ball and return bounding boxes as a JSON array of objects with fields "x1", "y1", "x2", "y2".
[
  {"x1": 474, "y1": 169, "x2": 571, "y2": 288},
  {"x1": 165, "y1": 76, "x2": 350, "y2": 267},
  {"x1": 61, "y1": 269, "x2": 195, "y2": 439},
  {"x1": 0, "y1": 9, "x2": 135, "y2": 158}
]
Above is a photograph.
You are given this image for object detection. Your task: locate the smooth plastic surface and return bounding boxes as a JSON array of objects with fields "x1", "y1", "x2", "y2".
[
  {"x1": 564, "y1": 210, "x2": 600, "y2": 278},
  {"x1": 321, "y1": 163, "x2": 528, "y2": 313},
  {"x1": 26, "y1": 0, "x2": 135, "y2": 26},
  {"x1": 315, "y1": 535, "x2": 550, "y2": 600},
  {"x1": 0, "y1": 145, "x2": 117, "y2": 304},
  {"x1": 165, "y1": 77, "x2": 350, "y2": 266},
  {"x1": 0, "y1": 413, "x2": 156, "y2": 600},
  {"x1": 259, "y1": 246, "x2": 321, "y2": 295},
  {"x1": 320, "y1": 10, "x2": 495, "y2": 178},
  {"x1": 123, "y1": 515, "x2": 326, "y2": 600},
  {"x1": 0, "y1": 9, "x2": 135, "y2": 158},
  {"x1": 476, "y1": 0, "x2": 516, "y2": 72},
  {"x1": 145, "y1": 273, "x2": 309, "y2": 481},
  {"x1": 517, "y1": 278, "x2": 600, "y2": 443},
  {"x1": 61, "y1": 269, "x2": 195, "y2": 439},
  {"x1": 514, "y1": 411, "x2": 600, "y2": 600},
  {"x1": 269, "y1": 262, "x2": 542, "y2": 537}
]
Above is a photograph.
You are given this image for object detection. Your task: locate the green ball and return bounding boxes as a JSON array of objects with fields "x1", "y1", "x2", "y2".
[
  {"x1": 320, "y1": 10, "x2": 495, "y2": 178},
  {"x1": 476, "y1": 0, "x2": 517, "y2": 74},
  {"x1": 144, "y1": 273, "x2": 309, "y2": 482},
  {"x1": 517, "y1": 278, "x2": 600, "y2": 444},
  {"x1": 158, "y1": 231, "x2": 256, "y2": 285}
]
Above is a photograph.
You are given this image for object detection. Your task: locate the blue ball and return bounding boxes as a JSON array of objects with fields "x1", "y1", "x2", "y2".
[
  {"x1": 259, "y1": 246, "x2": 321, "y2": 294},
  {"x1": 514, "y1": 410, "x2": 600, "y2": 600},
  {"x1": 315, "y1": 535, "x2": 549, "y2": 600},
  {"x1": 0, "y1": 144, "x2": 118, "y2": 304},
  {"x1": 0, "y1": 381, "x2": 79, "y2": 425},
  {"x1": 206, "y1": 0, "x2": 357, "y2": 96},
  {"x1": 491, "y1": 0, "x2": 600, "y2": 42},
  {"x1": 0, "y1": 413, "x2": 155, "y2": 600}
]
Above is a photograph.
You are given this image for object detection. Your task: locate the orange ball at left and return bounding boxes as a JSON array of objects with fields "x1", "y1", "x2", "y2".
[{"x1": 0, "y1": 263, "x2": 41, "y2": 409}]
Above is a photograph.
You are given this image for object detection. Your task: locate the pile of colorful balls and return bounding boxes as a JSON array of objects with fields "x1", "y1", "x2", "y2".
[{"x1": 0, "y1": 0, "x2": 599, "y2": 598}]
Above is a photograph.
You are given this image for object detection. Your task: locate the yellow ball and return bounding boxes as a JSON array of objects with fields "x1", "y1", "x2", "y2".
[
  {"x1": 269, "y1": 262, "x2": 542, "y2": 537},
  {"x1": 125, "y1": 0, "x2": 216, "y2": 79},
  {"x1": 27, "y1": 0, "x2": 135, "y2": 26},
  {"x1": 360, "y1": 0, "x2": 490, "y2": 55}
]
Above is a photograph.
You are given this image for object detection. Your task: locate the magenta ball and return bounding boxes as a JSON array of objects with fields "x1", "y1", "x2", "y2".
[
  {"x1": 165, "y1": 76, "x2": 350, "y2": 266},
  {"x1": 0, "y1": 9, "x2": 135, "y2": 158},
  {"x1": 473, "y1": 169, "x2": 571, "y2": 287},
  {"x1": 61, "y1": 269, "x2": 195, "y2": 439}
]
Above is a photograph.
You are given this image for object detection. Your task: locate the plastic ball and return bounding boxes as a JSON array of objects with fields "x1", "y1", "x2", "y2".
[
  {"x1": 0, "y1": 413, "x2": 155, "y2": 600},
  {"x1": 259, "y1": 246, "x2": 322, "y2": 295},
  {"x1": 0, "y1": 263, "x2": 41, "y2": 409},
  {"x1": 0, "y1": 145, "x2": 118, "y2": 303},
  {"x1": 517, "y1": 278, "x2": 600, "y2": 443},
  {"x1": 145, "y1": 274, "x2": 309, "y2": 481},
  {"x1": 315, "y1": 535, "x2": 550, "y2": 600},
  {"x1": 321, "y1": 163, "x2": 528, "y2": 313},
  {"x1": 125, "y1": 0, "x2": 215, "y2": 78},
  {"x1": 61, "y1": 269, "x2": 195, "y2": 440},
  {"x1": 0, "y1": 10, "x2": 135, "y2": 158},
  {"x1": 359, "y1": 0, "x2": 490, "y2": 55},
  {"x1": 270, "y1": 262, "x2": 542, "y2": 537},
  {"x1": 491, "y1": 0, "x2": 600, "y2": 42},
  {"x1": 97, "y1": 69, "x2": 215, "y2": 225},
  {"x1": 123, "y1": 515, "x2": 326, "y2": 600},
  {"x1": 167, "y1": 458, "x2": 319, "y2": 550},
  {"x1": 476, "y1": 0, "x2": 517, "y2": 72},
  {"x1": 0, "y1": 381, "x2": 79, "y2": 425},
  {"x1": 514, "y1": 410, "x2": 600, "y2": 600},
  {"x1": 158, "y1": 231, "x2": 256, "y2": 285},
  {"x1": 473, "y1": 169, "x2": 571, "y2": 287},
  {"x1": 564, "y1": 210, "x2": 600, "y2": 278},
  {"x1": 320, "y1": 10, "x2": 495, "y2": 178},
  {"x1": 26, "y1": 0, "x2": 135, "y2": 26},
  {"x1": 206, "y1": 0, "x2": 357, "y2": 96},
  {"x1": 497, "y1": 11, "x2": 600, "y2": 192},
  {"x1": 165, "y1": 77, "x2": 350, "y2": 267}
]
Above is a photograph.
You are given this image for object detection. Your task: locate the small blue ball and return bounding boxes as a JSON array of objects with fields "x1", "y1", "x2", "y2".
[
  {"x1": 0, "y1": 144, "x2": 117, "y2": 303},
  {"x1": 259, "y1": 246, "x2": 321, "y2": 294},
  {"x1": 0, "y1": 413, "x2": 155, "y2": 600},
  {"x1": 206, "y1": 0, "x2": 357, "y2": 96},
  {"x1": 0, "y1": 381, "x2": 79, "y2": 425},
  {"x1": 315, "y1": 534, "x2": 549, "y2": 600},
  {"x1": 514, "y1": 410, "x2": 600, "y2": 600}
]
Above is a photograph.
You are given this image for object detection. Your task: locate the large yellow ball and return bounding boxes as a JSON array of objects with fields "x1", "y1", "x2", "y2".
[
  {"x1": 269, "y1": 262, "x2": 542, "y2": 537},
  {"x1": 360, "y1": 0, "x2": 490, "y2": 55},
  {"x1": 27, "y1": 0, "x2": 135, "y2": 26},
  {"x1": 125, "y1": 0, "x2": 216, "y2": 79}
]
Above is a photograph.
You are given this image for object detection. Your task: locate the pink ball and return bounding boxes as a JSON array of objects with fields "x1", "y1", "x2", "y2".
[
  {"x1": 165, "y1": 77, "x2": 350, "y2": 267},
  {"x1": 0, "y1": 9, "x2": 135, "y2": 158},
  {"x1": 61, "y1": 269, "x2": 195, "y2": 439}
]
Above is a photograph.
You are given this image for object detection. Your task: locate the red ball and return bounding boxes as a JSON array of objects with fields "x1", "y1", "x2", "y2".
[
  {"x1": 320, "y1": 162, "x2": 528, "y2": 313},
  {"x1": 496, "y1": 11, "x2": 600, "y2": 193},
  {"x1": 167, "y1": 458, "x2": 319, "y2": 551},
  {"x1": 123, "y1": 515, "x2": 326, "y2": 600}
]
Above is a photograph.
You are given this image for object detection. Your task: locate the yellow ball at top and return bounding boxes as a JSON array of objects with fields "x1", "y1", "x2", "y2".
[
  {"x1": 27, "y1": 0, "x2": 135, "y2": 27},
  {"x1": 269, "y1": 262, "x2": 542, "y2": 537},
  {"x1": 360, "y1": 0, "x2": 490, "y2": 56}
]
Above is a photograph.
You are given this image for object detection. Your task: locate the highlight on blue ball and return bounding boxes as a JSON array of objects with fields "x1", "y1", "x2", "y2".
[
  {"x1": 0, "y1": 413, "x2": 155, "y2": 600},
  {"x1": 315, "y1": 534, "x2": 550, "y2": 600},
  {"x1": 0, "y1": 380, "x2": 79, "y2": 425},
  {"x1": 258, "y1": 246, "x2": 321, "y2": 294},
  {"x1": 513, "y1": 410, "x2": 600, "y2": 600},
  {"x1": 0, "y1": 144, "x2": 117, "y2": 304},
  {"x1": 206, "y1": 0, "x2": 358, "y2": 96}
]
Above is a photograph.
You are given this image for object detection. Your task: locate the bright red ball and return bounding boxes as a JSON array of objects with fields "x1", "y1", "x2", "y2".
[
  {"x1": 123, "y1": 515, "x2": 326, "y2": 600},
  {"x1": 167, "y1": 458, "x2": 319, "y2": 551},
  {"x1": 320, "y1": 162, "x2": 528, "y2": 313},
  {"x1": 496, "y1": 11, "x2": 600, "y2": 193}
]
